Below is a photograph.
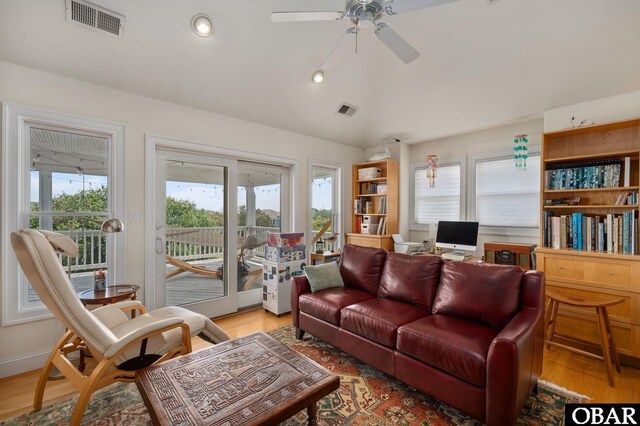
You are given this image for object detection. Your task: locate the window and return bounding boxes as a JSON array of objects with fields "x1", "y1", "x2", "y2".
[
  {"x1": 411, "y1": 160, "x2": 463, "y2": 228},
  {"x1": 474, "y1": 154, "x2": 540, "y2": 228},
  {"x1": 310, "y1": 163, "x2": 342, "y2": 252},
  {"x1": 2, "y1": 104, "x2": 124, "y2": 325}
]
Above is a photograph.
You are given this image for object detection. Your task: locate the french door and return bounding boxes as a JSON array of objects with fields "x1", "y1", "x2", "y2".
[
  {"x1": 154, "y1": 150, "x2": 238, "y2": 318},
  {"x1": 151, "y1": 147, "x2": 291, "y2": 318}
]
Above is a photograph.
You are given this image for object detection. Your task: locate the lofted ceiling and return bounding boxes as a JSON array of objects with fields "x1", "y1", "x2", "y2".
[{"x1": 0, "y1": 0, "x2": 639, "y2": 148}]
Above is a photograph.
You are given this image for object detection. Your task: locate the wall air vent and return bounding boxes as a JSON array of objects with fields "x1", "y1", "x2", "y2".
[
  {"x1": 65, "y1": 0, "x2": 125, "y2": 37},
  {"x1": 336, "y1": 103, "x2": 359, "y2": 117}
]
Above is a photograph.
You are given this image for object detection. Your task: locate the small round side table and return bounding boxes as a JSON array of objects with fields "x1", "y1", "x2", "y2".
[
  {"x1": 77, "y1": 284, "x2": 140, "y2": 307},
  {"x1": 76, "y1": 284, "x2": 140, "y2": 372}
]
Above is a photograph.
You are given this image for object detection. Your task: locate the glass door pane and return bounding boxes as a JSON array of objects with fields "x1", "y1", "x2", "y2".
[
  {"x1": 312, "y1": 166, "x2": 340, "y2": 255},
  {"x1": 156, "y1": 151, "x2": 237, "y2": 317},
  {"x1": 236, "y1": 163, "x2": 289, "y2": 309}
]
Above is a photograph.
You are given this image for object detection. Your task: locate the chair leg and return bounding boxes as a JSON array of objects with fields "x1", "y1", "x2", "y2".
[
  {"x1": 602, "y1": 308, "x2": 621, "y2": 373},
  {"x1": 296, "y1": 328, "x2": 305, "y2": 340},
  {"x1": 69, "y1": 357, "x2": 114, "y2": 426},
  {"x1": 546, "y1": 300, "x2": 559, "y2": 349},
  {"x1": 34, "y1": 331, "x2": 73, "y2": 410},
  {"x1": 596, "y1": 307, "x2": 615, "y2": 387}
]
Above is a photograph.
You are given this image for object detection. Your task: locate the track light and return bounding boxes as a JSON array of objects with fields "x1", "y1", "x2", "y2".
[
  {"x1": 191, "y1": 14, "x2": 214, "y2": 37},
  {"x1": 312, "y1": 71, "x2": 324, "y2": 83}
]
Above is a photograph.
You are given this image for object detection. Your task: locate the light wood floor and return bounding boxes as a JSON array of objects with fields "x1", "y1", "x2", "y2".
[{"x1": 0, "y1": 309, "x2": 638, "y2": 421}]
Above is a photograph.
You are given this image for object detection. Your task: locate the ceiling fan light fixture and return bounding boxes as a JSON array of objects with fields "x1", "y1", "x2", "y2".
[
  {"x1": 191, "y1": 14, "x2": 214, "y2": 37},
  {"x1": 312, "y1": 71, "x2": 325, "y2": 83}
]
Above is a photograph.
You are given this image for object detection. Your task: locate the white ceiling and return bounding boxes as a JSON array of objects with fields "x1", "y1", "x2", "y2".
[{"x1": 1, "y1": 0, "x2": 639, "y2": 148}]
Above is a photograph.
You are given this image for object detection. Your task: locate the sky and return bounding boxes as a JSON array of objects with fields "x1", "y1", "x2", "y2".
[{"x1": 32, "y1": 171, "x2": 333, "y2": 212}]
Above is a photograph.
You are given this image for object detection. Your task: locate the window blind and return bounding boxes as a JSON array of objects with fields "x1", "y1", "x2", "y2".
[
  {"x1": 414, "y1": 164, "x2": 461, "y2": 224},
  {"x1": 475, "y1": 155, "x2": 540, "y2": 227}
]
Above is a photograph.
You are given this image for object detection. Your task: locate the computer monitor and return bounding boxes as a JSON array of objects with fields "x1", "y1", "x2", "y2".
[{"x1": 435, "y1": 221, "x2": 479, "y2": 254}]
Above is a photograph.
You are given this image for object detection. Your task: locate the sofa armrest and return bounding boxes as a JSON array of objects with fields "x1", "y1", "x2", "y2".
[
  {"x1": 485, "y1": 307, "x2": 544, "y2": 426},
  {"x1": 291, "y1": 275, "x2": 311, "y2": 328}
]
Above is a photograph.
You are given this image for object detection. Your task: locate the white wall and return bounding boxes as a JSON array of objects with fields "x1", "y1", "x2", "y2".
[
  {"x1": 544, "y1": 90, "x2": 640, "y2": 132},
  {"x1": 407, "y1": 119, "x2": 545, "y2": 258},
  {"x1": 0, "y1": 60, "x2": 364, "y2": 376}
]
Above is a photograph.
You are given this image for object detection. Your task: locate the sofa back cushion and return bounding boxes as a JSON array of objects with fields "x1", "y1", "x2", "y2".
[
  {"x1": 432, "y1": 261, "x2": 523, "y2": 329},
  {"x1": 339, "y1": 244, "x2": 387, "y2": 296},
  {"x1": 378, "y1": 252, "x2": 442, "y2": 310}
]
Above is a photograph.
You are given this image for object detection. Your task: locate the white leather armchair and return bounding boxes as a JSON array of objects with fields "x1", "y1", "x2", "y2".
[{"x1": 11, "y1": 229, "x2": 230, "y2": 426}]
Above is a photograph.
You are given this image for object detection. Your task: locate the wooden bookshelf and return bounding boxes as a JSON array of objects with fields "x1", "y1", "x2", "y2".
[
  {"x1": 536, "y1": 118, "x2": 640, "y2": 362},
  {"x1": 346, "y1": 159, "x2": 398, "y2": 250}
]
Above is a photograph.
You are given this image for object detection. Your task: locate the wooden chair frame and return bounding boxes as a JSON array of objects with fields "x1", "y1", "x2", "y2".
[{"x1": 34, "y1": 304, "x2": 192, "y2": 426}]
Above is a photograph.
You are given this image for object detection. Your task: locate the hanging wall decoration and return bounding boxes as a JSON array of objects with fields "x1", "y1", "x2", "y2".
[
  {"x1": 513, "y1": 134, "x2": 529, "y2": 171},
  {"x1": 425, "y1": 155, "x2": 438, "y2": 188}
]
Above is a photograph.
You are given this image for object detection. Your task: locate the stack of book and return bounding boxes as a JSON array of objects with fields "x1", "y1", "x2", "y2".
[
  {"x1": 542, "y1": 210, "x2": 639, "y2": 254},
  {"x1": 359, "y1": 182, "x2": 380, "y2": 195},
  {"x1": 545, "y1": 158, "x2": 625, "y2": 190}
]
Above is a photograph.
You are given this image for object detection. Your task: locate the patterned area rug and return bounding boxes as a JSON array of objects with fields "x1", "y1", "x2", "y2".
[{"x1": 1, "y1": 325, "x2": 585, "y2": 425}]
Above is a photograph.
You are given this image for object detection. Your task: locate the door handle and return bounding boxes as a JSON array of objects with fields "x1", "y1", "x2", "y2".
[{"x1": 155, "y1": 236, "x2": 163, "y2": 254}]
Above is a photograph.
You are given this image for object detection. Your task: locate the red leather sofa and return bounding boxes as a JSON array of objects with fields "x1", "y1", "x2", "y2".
[{"x1": 292, "y1": 244, "x2": 545, "y2": 426}]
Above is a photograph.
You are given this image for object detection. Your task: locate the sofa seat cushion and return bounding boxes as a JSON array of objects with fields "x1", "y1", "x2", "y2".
[
  {"x1": 397, "y1": 315, "x2": 499, "y2": 387},
  {"x1": 341, "y1": 299, "x2": 429, "y2": 348},
  {"x1": 298, "y1": 287, "x2": 374, "y2": 326}
]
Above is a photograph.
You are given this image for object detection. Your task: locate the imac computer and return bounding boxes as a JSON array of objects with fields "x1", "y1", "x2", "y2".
[{"x1": 435, "y1": 221, "x2": 479, "y2": 261}]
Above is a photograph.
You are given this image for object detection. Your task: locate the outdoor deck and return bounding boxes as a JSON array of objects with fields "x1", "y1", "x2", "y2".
[{"x1": 31, "y1": 257, "x2": 264, "y2": 307}]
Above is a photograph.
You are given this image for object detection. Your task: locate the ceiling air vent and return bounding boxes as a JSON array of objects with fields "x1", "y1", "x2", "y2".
[
  {"x1": 336, "y1": 103, "x2": 359, "y2": 117},
  {"x1": 65, "y1": 0, "x2": 125, "y2": 37}
]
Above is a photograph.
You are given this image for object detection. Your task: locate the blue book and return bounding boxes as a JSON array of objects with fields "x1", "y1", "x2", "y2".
[
  {"x1": 572, "y1": 213, "x2": 578, "y2": 250},
  {"x1": 578, "y1": 213, "x2": 583, "y2": 250}
]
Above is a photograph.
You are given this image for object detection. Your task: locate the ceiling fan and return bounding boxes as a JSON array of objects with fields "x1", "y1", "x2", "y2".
[{"x1": 271, "y1": 0, "x2": 458, "y2": 67}]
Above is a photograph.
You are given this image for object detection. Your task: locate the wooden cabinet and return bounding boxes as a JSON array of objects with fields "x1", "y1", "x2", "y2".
[
  {"x1": 536, "y1": 118, "x2": 640, "y2": 363},
  {"x1": 346, "y1": 160, "x2": 398, "y2": 250}
]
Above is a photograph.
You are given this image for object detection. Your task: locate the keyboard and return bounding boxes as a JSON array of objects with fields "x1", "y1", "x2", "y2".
[{"x1": 441, "y1": 252, "x2": 469, "y2": 261}]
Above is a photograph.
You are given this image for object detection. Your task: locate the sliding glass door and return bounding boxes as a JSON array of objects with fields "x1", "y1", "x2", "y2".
[
  {"x1": 155, "y1": 150, "x2": 238, "y2": 318},
  {"x1": 236, "y1": 162, "x2": 290, "y2": 309}
]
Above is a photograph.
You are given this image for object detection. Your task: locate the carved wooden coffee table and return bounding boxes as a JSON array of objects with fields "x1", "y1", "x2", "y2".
[{"x1": 135, "y1": 332, "x2": 339, "y2": 426}]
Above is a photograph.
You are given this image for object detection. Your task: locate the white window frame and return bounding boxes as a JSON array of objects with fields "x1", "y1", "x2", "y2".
[
  {"x1": 309, "y1": 160, "x2": 343, "y2": 248},
  {"x1": 410, "y1": 156, "x2": 466, "y2": 231},
  {"x1": 1, "y1": 103, "x2": 125, "y2": 325},
  {"x1": 469, "y1": 146, "x2": 541, "y2": 237}
]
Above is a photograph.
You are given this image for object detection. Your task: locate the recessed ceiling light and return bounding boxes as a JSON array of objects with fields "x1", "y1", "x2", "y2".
[
  {"x1": 191, "y1": 14, "x2": 213, "y2": 37},
  {"x1": 312, "y1": 71, "x2": 324, "y2": 83}
]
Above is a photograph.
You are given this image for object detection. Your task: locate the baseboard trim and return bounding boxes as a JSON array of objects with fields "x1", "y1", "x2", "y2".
[{"x1": 0, "y1": 349, "x2": 49, "y2": 378}]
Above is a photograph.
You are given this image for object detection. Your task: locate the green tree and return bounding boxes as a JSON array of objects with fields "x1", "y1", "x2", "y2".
[
  {"x1": 237, "y1": 205, "x2": 276, "y2": 227},
  {"x1": 166, "y1": 197, "x2": 223, "y2": 228},
  {"x1": 312, "y1": 208, "x2": 333, "y2": 232}
]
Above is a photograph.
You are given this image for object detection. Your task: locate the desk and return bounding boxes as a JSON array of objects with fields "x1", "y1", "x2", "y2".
[
  {"x1": 415, "y1": 252, "x2": 483, "y2": 263},
  {"x1": 310, "y1": 252, "x2": 341, "y2": 265}
]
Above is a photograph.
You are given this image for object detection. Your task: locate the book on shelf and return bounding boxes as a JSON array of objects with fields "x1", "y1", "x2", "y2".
[
  {"x1": 615, "y1": 190, "x2": 639, "y2": 206},
  {"x1": 376, "y1": 217, "x2": 385, "y2": 235},
  {"x1": 543, "y1": 211, "x2": 638, "y2": 254},
  {"x1": 545, "y1": 158, "x2": 622, "y2": 190},
  {"x1": 365, "y1": 201, "x2": 374, "y2": 214},
  {"x1": 545, "y1": 197, "x2": 581, "y2": 206},
  {"x1": 376, "y1": 197, "x2": 387, "y2": 214},
  {"x1": 360, "y1": 182, "x2": 380, "y2": 195},
  {"x1": 623, "y1": 156, "x2": 630, "y2": 187}
]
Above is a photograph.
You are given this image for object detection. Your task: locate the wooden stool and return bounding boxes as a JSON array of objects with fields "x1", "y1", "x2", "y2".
[{"x1": 544, "y1": 288, "x2": 624, "y2": 387}]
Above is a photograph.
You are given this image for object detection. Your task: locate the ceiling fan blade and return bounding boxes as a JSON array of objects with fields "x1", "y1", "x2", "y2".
[
  {"x1": 375, "y1": 22, "x2": 420, "y2": 64},
  {"x1": 271, "y1": 11, "x2": 346, "y2": 22},
  {"x1": 381, "y1": 0, "x2": 458, "y2": 15},
  {"x1": 321, "y1": 27, "x2": 357, "y2": 70}
]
